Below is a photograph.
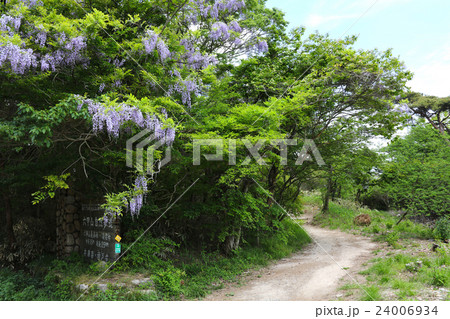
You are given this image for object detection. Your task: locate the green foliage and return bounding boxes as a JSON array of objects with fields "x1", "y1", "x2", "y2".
[
  {"x1": 355, "y1": 246, "x2": 450, "y2": 301},
  {"x1": 360, "y1": 286, "x2": 382, "y2": 301},
  {"x1": 374, "y1": 123, "x2": 449, "y2": 217},
  {"x1": 385, "y1": 231, "x2": 400, "y2": 249},
  {"x1": 0, "y1": 268, "x2": 49, "y2": 301},
  {"x1": 0, "y1": 217, "x2": 48, "y2": 268},
  {"x1": 32, "y1": 173, "x2": 70, "y2": 205},
  {"x1": 114, "y1": 232, "x2": 178, "y2": 272},
  {"x1": 433, "y1": 216, "x2": 450, "y2": 241},
  {"x1": 312, "y1": 195, "x2": 433, "y2": 242},
  {"x1": 431, "y1": 268, "x2": 448, "y2": 287},
  {"x1": 153, "y1": 266, "x2": 185, "y2": 298}
]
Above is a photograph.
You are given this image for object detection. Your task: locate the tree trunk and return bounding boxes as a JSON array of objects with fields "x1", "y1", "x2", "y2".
[
  {"x1": 3, "y1": 193, "x2": 15, "y2": 248},
  {"x1": 267, "y1": 164, "x2": 278, "y2": 206},
  {"x1": 322, "y1": 166, "x2": 333, "y2": 213},
  {"x1": 224, "y1": 226, "x2": 241, "y2": 255}
]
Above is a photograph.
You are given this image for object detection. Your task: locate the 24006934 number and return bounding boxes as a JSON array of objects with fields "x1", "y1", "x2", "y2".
[{"x1": 376, "y1": 306, "x2": 438, "y2": 316}]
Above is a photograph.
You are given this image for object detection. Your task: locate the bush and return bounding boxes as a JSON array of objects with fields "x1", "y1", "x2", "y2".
[
  {"x1": 0, "y1": 217, "x2": 48, "y2": 268},
  {"x1": 386, "y1": 231, "x2": 400, "y2": 248},
  {"x1": 114, "y1": 233, "x2": 178, "y2": 272},
  {"x1": 154, "y1": 266, "x2": 185, "y2": 298},
  {"x1": 431, "y1": 268, "x2": 448, "y2": 287},
  {"x1": 0, "y1": 268, "x2": 51, "y2": 300},
  {"x1": 433, "y1": 217, "x2": 449, "y2": 241},
  {"x1": 361, "y1": 187, "x2": 390, "y2": 211}
]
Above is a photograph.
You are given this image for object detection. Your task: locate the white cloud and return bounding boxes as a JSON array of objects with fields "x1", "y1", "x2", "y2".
[
  {"x1": 408, "y1": 44, "x2": 450, "y2": 97},
  {"x1": 408, "y1": 62, "x2": 450, "y2": 97}
]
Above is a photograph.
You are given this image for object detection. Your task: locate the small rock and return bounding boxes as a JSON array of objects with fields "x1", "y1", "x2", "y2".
[
  {"x1": 97, "y1": 284, "x2": 108, "y2": 292},
  {"x1": 131, "y1": 279, "x2": 141, "y2": 286},
  {"x1": 65, "y1": 196, "x2": 75, "y2": 204},
  {"x1": 96, "y1": 261, "x2": 108, "y2": 271},
  {"x1": 66, "y1": 234, "x2": 74, "y2": 246},
  {"x1": 77, "y1": 284, "x2": 89, "y2": 291},
  {"x1": 141, "y1": 289, "x2": 156, "y2": 295},
  {"x1": 141, "y1": 278, "x2": 153, "y2": 284},
  {"x1": 66, "y1": 213, "x2": 74, "y2": 223},
  {"x1": 64, "y1": 245, "x2": 74, "y2": 254},
  {"x1": 65, "y1": 204, "x2": 77, "y2": 214}
]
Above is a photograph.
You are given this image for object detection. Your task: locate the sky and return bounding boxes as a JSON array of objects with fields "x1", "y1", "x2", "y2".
[{"x1": 265, "y1": 0, "x2": 450, "y2": 97}]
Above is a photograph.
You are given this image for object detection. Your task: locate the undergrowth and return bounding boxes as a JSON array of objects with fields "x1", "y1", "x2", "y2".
[{"x1": 0, "y1": 219, "x2": 310, "y2": 301}]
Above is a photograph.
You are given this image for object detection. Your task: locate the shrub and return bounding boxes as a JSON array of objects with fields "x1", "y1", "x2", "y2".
[
  {"x1": 386, "y1": 231, "x2": 400, "y2": 248},
  {"x1": 431, "y1": 268, "x2": 448, "y2": 287},
  {"x1": 0, "y1": 217, "x2": 48, "y2": 268},
  {"x1": 433, "y1": 217, "x2": 449, "y2": 241},
  {"x1": 114, "y1": 233, "x2": 178, "y2": 272},
  {"x1": 154, "y1": 266, "x2": 185, "y2": 298}
]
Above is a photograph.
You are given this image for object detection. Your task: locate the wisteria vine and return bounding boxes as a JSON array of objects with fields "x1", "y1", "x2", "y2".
[
  {"x1": 2, "y1": 0, "x2": 270, "y2": 219},
  {"x1": 76, "y1": 97, "x2": 176, "y2": 145}
]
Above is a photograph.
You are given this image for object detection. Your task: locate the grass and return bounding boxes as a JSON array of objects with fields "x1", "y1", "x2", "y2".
[
  {"x1": 0, "y1": 219, "x2": 311, "y2": 301},
  {"x1": 358, "y1": 249, "x2": 450, "y2": 300},
  {"x1": 312, "y1": 197, "x2": 433, "y2": 244}
]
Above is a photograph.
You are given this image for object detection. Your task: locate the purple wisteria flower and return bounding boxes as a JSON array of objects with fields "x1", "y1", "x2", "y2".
[
  {"x1": 0, "y1": 15, "x2": 21, "y2": 35},
  {"x1": 184, "y1": 0, "x2": 245, "y2": 24},
  {"x1": 98, "y1": 83, "x2": 105, "y2": 93},
  {"x1": 142, "y1": 30, "x2": 158, "y2": 54},
  {"x1": 77, "y1": 97, "x2": 176, "y2": 144},
  {"x1": 0, "y1": 43, "x2": 37, "y2": 74},
  {"x1": 157, "y1": 39, "x2": 170, "y2": 62},
  {"x1": 229, "y1": 20, "x2": 242, "y2": 33},
  {"x1": 35, "y1": 31, "x2": 47, "y2": 47},
  {"x1": 168, "y1": 79, "x2": 200, "y2": 107},
  {"x1": 393, "y1": 104, "x2": 414, "y2": 115},
  {"x1": 128, "y1": 175, "x2": 149, "y2": 217},
  {"x1": 20, "y1": 0, "x2": 42, "y2": 7},
  {"x1": 256, "y1": 40, "x2": 269, "y2": 53},
  {"x1": 210, "y1": 22, "x2": 230, "y2": 41}
]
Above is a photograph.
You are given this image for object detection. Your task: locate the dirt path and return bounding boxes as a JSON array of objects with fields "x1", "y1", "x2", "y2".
[{"x1": 205, "y1": 214, "x2": 378, "y2": 301}]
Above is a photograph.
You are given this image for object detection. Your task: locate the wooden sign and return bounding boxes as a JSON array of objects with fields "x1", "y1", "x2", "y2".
[{"x1": 79, "y1": 204, "x2": 119, "y2": 262}]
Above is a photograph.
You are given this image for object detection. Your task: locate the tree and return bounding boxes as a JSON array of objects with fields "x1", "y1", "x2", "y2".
[
  {"x1": 405, "y1": 92, "x2": 450, "y2": 138},
  {"x1": 375, "y1": 122, "x2": 449, "y2": 218}
]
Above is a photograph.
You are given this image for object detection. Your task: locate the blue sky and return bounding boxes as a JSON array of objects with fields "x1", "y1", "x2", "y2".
[{"x1": 265, "y1": 0, "x2": 450, "y2": 97}]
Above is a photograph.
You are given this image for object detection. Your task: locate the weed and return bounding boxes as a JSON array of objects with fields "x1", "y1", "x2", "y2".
[{"x1": 360, "y1": 285, "x2": 381, "y2": 301}]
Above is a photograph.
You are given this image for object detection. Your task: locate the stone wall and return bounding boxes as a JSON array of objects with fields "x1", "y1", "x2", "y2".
[{"x1": 56, "y1": 189, "x2": 82, "y2": 257}]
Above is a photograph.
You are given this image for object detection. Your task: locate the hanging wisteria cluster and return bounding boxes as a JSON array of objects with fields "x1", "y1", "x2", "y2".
[
  {"x1": 167, "y1": 78, "x2": 200, "y2": 107},
  {"x1": 0, "y1": 12, "x2": 88, "y2": 74},
  {"x1": 102, "y1": 174, "x2": 148, "y2": 224},
  {"x1": 140, "y1": 0, "x2": 262, "y2": 108},
  {"x1": 20, "y1": 0, "x2": 42, "y2": 7},
  {"x1": 0, "y1": 14, "x2": 21, "y2": 35},
  {"x1": 40, "y1": 34, "x2": 88, "y2": 71},
  {"x1": 184, "y1": 0, "x2": 246, "y2": 24},
  {"x1": 0, "y1": 43, "x2": 37, "y2": 74},
  {"x1": 129, "y1": 175, "x2": 148, "y2": 217},
  {"x1": 142, "y1": 30, "x2": 171, "y2": 62},
  {"x1": 77, "y1": 97, "x2": 176, "y2": 145},
  {"x1": 393, "y1": 103, "x2": 414, "y2": 115}
]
